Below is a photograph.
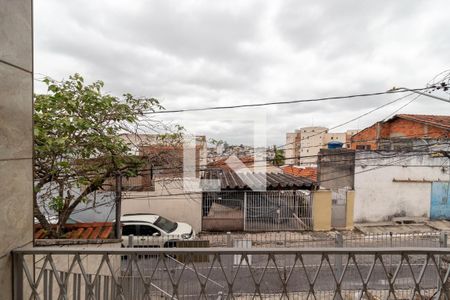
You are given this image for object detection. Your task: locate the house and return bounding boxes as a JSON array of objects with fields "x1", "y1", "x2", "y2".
[
  {"x1": 201, "y1": 170, "x2": 317, "y2": 232},
  {"x1": 350, "y1": 114, "x2": 450, "y2": 151},
  {"x1": 353, "y1": 150, "x2": 449, "y2": 223},
  {"x1": 315, "y1": 115, "x2": 450, "y2": 224}
]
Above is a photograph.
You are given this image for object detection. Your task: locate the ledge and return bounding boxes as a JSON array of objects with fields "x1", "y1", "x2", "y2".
[{"x1": 34, "y1": 239, "x2": 122, "y2": 246}]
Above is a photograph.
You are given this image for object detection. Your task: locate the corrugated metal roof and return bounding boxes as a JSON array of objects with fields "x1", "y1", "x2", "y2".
[
  {"x1": 203, "y1": 169, "x2": 316, "y2": 190},
  {"x1": 34, "y1": 222, "x2": 114, "y2": 240}
]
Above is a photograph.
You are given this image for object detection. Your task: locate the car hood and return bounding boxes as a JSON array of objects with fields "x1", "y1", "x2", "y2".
[{"x1": 171, "y1": 222, "x2": 193, "y2": 235}]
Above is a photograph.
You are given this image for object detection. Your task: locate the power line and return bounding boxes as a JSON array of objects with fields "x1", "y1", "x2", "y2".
[
  {"x1": 208, "y1": 91, "x2": 421, "y2": 162},
  {"x1": 143, "y1": 87, "x2": 433, "y2": 115},
  {"x1": 382, "y1": 94, "x2": 421, "y2": 121},
  {"x1": 279, "y1": 92, "x2": 418, "y2": 150}
]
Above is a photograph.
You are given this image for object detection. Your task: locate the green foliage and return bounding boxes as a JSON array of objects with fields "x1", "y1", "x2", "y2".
[
  {"x1": 272, "y1": 146, "x2": 285, "y2": 166},
  {"x1": 49, "y1": 196, "x2": 64, "y2": 213},
  {"x1": 34, "y1": 74, "x2": 163, "y2": 236}
]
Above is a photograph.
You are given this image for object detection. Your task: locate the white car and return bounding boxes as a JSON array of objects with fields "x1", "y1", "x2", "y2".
[{"x1": 121, "y1": 213, "x2": 195, "y2": 247}]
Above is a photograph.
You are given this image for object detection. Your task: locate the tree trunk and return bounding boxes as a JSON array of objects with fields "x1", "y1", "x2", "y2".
[{"x1": 33, "y1": 192, "x2": 57, "y2": 238}]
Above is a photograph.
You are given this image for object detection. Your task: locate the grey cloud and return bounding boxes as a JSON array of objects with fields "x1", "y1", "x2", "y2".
[{"x1": 34, "y1": 0, "x2": 450, "y2": 145}]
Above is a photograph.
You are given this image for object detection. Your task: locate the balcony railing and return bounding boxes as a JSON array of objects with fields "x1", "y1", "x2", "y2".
[{"x1": 13, "y1": 247, "x2": 450, "y2": 299}]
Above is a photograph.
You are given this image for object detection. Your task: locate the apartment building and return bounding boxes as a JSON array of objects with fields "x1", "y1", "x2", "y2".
[{"x1": 285, "y1": 127, "x2": 358, "y2": 166}]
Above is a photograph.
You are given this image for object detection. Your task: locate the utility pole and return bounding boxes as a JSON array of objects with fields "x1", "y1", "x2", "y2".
[{"x1": 115, "y1": 172, "x2": 122, "y2": 239}]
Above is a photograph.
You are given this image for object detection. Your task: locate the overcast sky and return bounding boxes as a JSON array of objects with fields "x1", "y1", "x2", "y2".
[{"x1": 34, "y1": 1, "x2": 450, "y2": 146}]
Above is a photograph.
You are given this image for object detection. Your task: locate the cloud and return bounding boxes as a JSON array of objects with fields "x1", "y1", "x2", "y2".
[{"x1": 35, "y1": 0, "x2": 450, "y2": 145}]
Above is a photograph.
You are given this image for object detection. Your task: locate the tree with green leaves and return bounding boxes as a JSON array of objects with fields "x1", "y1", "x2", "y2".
[
  {"x1": 34, "y1": 74, "x2": 163, "y2": 237},
  {"x1": 272, "y1": 146, "x2": 285, "y2": 166}
]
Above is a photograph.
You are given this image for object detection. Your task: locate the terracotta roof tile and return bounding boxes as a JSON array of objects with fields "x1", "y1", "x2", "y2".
[
  {"x1": 282, "y1": 166, "x2": 318, "y2": 181},
  {"x1": 34, "y1": 222, "x2": 114, "y2": 240}
]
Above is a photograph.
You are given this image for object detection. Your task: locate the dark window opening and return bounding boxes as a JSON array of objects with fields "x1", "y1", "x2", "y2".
[{"x1": 356, "y1": 145, "x2": 371, "y2": 150}]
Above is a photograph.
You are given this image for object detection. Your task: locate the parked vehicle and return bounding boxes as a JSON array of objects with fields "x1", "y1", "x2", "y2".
[{"x1": 121, "y1": 213, "x2": 195, "y2": 247}]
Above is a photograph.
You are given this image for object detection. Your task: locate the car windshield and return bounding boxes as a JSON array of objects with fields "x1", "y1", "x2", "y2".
[{"x1": 154, "y1": 216, "x2": 178, "y2": 233}]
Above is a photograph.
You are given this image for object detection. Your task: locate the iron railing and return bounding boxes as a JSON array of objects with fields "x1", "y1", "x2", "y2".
[
  {"x1": 13, "y1": 247, "x2": 450, "y2": 299},
  {"x1": 124, "y1": 231, "x2": 447, "y2": 249}
]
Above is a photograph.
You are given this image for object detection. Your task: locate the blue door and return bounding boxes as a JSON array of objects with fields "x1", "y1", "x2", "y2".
[{"x1": 430, "y1": 182, "x2": 450, "y2": 220}]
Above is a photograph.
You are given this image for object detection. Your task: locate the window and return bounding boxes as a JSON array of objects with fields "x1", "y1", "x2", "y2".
[
  {"x1": 356, "y1": 145, "x2": 371, "y2": 150},
  {"x1": 154, "y1": 216, "x2": 178, "y2": 233},
  {"x1": 122, "y1": 225, "x2": 138, "y2": 236},
  {"x1": 140, "y1": 225, "x2": 161, "y2": 236}
]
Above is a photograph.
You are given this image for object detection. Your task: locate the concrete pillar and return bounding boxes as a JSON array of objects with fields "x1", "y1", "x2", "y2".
[
  {"x1": 345, "y1": 190, "x2": 355, "y2": 230},
  {"x1": 312, "y1": 190, "x2": 332, "y2": 231},
  {"x1": 0, "y1": 0, "x2": 33, "y2": 298}
]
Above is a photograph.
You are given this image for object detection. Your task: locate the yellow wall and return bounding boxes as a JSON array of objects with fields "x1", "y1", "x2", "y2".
[
  {"x1": 312, "y1": 190, "x2": 332, "y2": 231},
  {"x1": 345, "y1": 190, "x2": 355, "y2": 230}
]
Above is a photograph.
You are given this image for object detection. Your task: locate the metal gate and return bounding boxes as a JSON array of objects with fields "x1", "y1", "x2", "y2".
[
  {"x1": 430, "y1": 182, "x2": 450, "y2": 220},
  {"x1": 202, "y1": 191, "x2": 312, "y2": 232},
  {"x1": 245, "y1": 191, "x2": 312, "y2": 231},
  {"x1": 331, "y1": 188, "x2": 348, "y2": 228}
]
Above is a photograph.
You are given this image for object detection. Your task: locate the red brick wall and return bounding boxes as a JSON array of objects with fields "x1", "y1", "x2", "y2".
[
  {"x1": 350, "y1": 124, "x2": 378, "y2": 150},
  {"x1": 350, "y1": 118, "x2": 449, "y2": 150},
  {"x1": 385, "y1": 118, "x2": 447, "y2": 139}
]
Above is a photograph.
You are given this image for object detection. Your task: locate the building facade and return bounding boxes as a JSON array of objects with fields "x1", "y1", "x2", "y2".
[
  {"x1": 350, "y1": 114, "x2": 450, "y2": 151},
  {"x1": 285, "y1": 127, "x2": 358, "y2": 166},
  {"x1": 284, "y1": 131, "x2": 301, "y2": 164},
  {"x1": 353, "y1": 151, "x2": 449, "y2": 223},
  {"x1": 0, "y1": 0, "x2": 33, "y2": 297}
]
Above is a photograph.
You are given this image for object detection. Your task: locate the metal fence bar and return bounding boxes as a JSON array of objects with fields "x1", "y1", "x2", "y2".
[
  {"x1": 123, "y1": 230, "x2": 446, "y2": 250},
  {"x1": 13, "y1": 247, "x2": 450, "y2": 300},
  {"x1": 202, "y1": 190, "x2": 313, "y2": 232}
]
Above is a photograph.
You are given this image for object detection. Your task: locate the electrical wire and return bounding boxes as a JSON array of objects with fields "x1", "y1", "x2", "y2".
[{"x1": 143, "y1": 87, "x2": 433, "y2": 114}]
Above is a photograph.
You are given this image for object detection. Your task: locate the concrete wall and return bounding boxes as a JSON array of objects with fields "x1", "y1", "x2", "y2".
[
  {"x1": 312, "y1": 190, "x2": 332, "y2": 231},
  {"x1": 122, "y1": 178, "x2": 202, "y2": 232},
  {"x1": 317, "y1": 149, "x2": 355, "y2": 190},
  {"x1": 354, "y1": 151, "x2": 449, "y2": 223},
  {"x1": 0, "y1": 0, "x2": 33, "y2": 298},
  {"x1": 345, "y1": 190, "x2": 355, "y2": 230}
]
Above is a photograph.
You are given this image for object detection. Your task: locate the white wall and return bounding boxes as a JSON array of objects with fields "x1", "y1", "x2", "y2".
[
  {"x1": 354, "y1": 151, "x2": 449, "y2": 222},
  {"x1": 122, "y1": 178, "x2": 202, "y2": 232}
]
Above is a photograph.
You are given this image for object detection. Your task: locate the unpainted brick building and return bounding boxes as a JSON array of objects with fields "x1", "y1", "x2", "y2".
[{"x1": 350, "y1": 114, "x2": 450, "y2": 151}]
